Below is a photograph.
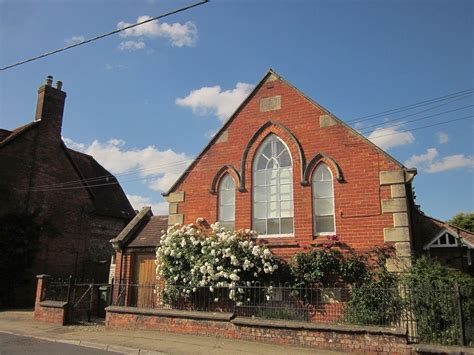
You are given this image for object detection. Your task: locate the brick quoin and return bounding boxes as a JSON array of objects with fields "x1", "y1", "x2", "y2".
[{"x1": 165, "y1": 70, "x2": 406, "y2": 260}]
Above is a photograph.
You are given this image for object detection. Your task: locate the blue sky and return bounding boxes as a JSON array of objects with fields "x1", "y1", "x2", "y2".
[{"x1": 1, "y1": 0, "x2": 473, "y2": 220}]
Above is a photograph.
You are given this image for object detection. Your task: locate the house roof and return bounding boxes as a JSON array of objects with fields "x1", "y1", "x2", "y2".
[
  {"x1": 128, "y1": 215, "x2": 168, "y2": 248},
  {"x1": 110, "y1": 206, "x2": 167, "y2": 249},
  {"x1": 163, "y1": 68, "x2": 407, "y2": 197},
  {"x1": 0, "y1": 121, "x2": 134, "y2": 220},
  {"x1": 424, "y1": 214, "x2": 474, "y2": 249},
  {"x1": 65, "y1": 147, "x2": 135, "y2": 219},
  {"x1": 0, "y1": 122, "x2": 39, "y2": 148}
]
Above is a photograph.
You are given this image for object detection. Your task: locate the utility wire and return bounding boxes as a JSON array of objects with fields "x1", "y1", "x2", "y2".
[
  {"x1": 347, "y1": 89, "x2": 474, "y2": 124},
  {"x1": 358, "y1": 104, "x2": 474, "y2": 134},
  {"x1": 26, "y1": 158, "x2": 194, "y2": 189},
  {"x1": 367, "y1": 114, "x2": 473, "y2": 140},
  {"x1": 18, "y1": 158, "x2": 194, "y2": 191},
  {"x1": 0, "y1": 0, "x2": 209, "y2": 71},
  {"x1": 20, "y1": 115, "x2": 473, "y2": 193}
]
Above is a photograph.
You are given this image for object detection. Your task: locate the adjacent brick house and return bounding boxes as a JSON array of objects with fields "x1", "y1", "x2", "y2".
[{"x1": 0, "y1": 76, "x2": 134, "y2": 304}]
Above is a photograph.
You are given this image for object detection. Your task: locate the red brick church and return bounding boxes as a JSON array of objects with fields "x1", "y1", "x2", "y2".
[{"x1": 112, "y1": 69, "x2": 473, "y2": 286}]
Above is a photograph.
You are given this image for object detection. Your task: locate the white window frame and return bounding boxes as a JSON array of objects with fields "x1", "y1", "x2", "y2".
[
  {"x1": 252, "y1": 134, "x2": 294, "y2": 238},
  {"x1": 312, "y1": 163, "x2": 336, "y2": 236},
  {"x1": 218, "y1": 174, "x2": 235, "y2": 231}
]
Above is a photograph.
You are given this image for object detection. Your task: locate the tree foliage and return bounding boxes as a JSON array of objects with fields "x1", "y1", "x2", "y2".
[{"x1": 449, "y1": 212, "x2": 474, "y2": 233}]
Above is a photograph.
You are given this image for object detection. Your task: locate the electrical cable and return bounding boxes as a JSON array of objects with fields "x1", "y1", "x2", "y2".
[{"x1": 0, "y1": 0, "x2": 209, "y2": 71}]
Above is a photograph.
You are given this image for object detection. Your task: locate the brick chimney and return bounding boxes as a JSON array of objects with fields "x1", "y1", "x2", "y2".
[{"x1": 35, "y1": 76, "x2": 67, "y2": 139}]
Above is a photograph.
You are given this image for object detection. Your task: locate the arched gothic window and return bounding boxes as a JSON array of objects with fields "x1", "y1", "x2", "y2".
[
  {"x1": 312, "y1": 163, "x2": 335, "y2": 234},
  {"x1": 252, "y1": 134, "x2": 294, "y2": 235},
  {"x1": 218, "y1": 174, "x2": 235, "y2": 230}
]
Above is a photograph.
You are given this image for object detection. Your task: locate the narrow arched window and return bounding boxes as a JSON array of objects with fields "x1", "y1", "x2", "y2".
[
  {"x1": 253, "y1": 134, "x2": 293, "y2": 235},
  {"x1": 312, "y1": 164, "x2": 335, "y2": 234},
  {"x1": 218, "y1": 174, "x2": 235, "y2": 230}
]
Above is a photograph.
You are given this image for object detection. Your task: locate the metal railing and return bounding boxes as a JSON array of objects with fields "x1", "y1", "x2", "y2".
[{"x1": 111, "y1": 282, "x2": 474, "y2": 347}]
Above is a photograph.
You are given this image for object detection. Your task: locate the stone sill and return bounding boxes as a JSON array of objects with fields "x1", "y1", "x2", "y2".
[
  {"x1": 105, "y1": 306, "x2": 234, "y2": 321},
  {"x1": 231, "y1": 317, "x2": 405, "y2": 336},
  {"x1": 39, "y1": 300, "x2": 68, "y2": 309}
]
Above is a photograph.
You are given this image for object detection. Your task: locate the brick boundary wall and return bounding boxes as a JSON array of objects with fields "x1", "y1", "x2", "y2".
[
  {"x1": 105, "y1": 306, "x2": 410, "y2": 354},
  {"x1": 34, "y1": 275, "x2": 69, "y2": 325},
  {"x1": 34, "y1": 300, "x2": 68, "y2": 325}
]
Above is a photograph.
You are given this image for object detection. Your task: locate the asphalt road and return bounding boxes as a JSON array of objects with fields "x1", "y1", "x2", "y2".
[{"x1": 0, "y1": 333, "x2": 119, "y2": 355}]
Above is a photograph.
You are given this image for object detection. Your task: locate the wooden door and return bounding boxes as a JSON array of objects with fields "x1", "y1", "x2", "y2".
[{"x1": 132, "y1": 254, "x2": 156, "y2": 308}]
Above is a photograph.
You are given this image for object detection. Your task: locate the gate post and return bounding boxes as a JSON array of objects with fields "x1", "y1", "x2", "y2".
[{"x1": 454, "y1": 283, "x2": 466, "y2": 346}]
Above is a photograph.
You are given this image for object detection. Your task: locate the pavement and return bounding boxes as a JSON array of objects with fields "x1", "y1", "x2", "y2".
[{"x1": 0, "y1": 310, "x2": 340, "y2": 354}]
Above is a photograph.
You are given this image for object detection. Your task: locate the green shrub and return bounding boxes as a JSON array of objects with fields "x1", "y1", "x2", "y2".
[
  {"x1": 403, "y1": 256, "x2": 474, "y2": 345},
  {"x1": 343, "y1": 268, "x2": 402, "y2": 326}
]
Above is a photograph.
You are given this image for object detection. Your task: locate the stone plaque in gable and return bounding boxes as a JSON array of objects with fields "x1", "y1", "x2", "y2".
[{"x1": 260, "y1": 95, "x2": 281, "y2": 112}]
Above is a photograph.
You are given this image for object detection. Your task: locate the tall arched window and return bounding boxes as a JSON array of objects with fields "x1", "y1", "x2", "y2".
[
  {"x1": 253, "y1": 134, "x2": 293, "y2": 235},
  {"x1": 312, "y1": 163, "x2": 335, "y2": 234},
  {"x1": 218, "y1": 174, "x2": 235, "y2": 230}
]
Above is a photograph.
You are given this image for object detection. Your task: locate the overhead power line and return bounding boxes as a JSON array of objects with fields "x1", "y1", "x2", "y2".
[
  {"x1": 27, "y1": 158, "x2": 194, "y2": 189},
  {"x1": 367, "y1": 114, "x2": 473, "y2": 140},
  {"x1": 20, "y1": 115, "x2": 473, "y2": 193},
  {"x1": 347, "y1": 89, "x2": 474, "y2": 124},
  {"x1": 19, "y1": 158, "x2": 194, "y2": 191},
  {"x1": 358, "y1": 104, "x2": 474, "y2": 134},
  {"x1": 0, "y1": 0, "x2": 209, "y2": 71}
]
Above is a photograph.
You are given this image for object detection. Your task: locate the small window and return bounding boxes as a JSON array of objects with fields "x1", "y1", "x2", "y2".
[
  {"x1": 312, "y1": 164, "x2": 335, "y2": 234},
  {"x1": 218, "y1": 174, "x2": 235, "y2": 230}
]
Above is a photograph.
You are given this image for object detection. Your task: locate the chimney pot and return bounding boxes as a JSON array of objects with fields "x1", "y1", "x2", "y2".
[
  {"x1": 55, "y1": 81, "x2": 63, "y2": 91},
  {"x1": 46, "y1": 76, "x2": 53, "y2": 86}
]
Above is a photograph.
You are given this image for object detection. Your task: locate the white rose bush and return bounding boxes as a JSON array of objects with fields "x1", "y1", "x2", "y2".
[{"x1": 155, "y1": 219, "x2": 280, "y2": 306}]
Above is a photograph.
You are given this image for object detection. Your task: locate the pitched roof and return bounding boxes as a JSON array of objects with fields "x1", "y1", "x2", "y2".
[
  {"x1": 65, "y1": 147, "x2": 135, "y2": 219},
  {"x1": 0, "y1": 122, "x2": 38, "y2": 148},
  {"x1": 0, "y1": 120, "x2": 134, "y2": 220},
  {"x1": 128, "y1": 215, "x2": 168, "y2": 248},
  {"x1": 163, "y1": 68, "x2": 407, "y2": 197},
  {"x1": 110, "y1": 206, "x2": 167, "y2": 249},
  {"x1": 424, "y1": 214, "x2": 474, "y2": 248}
]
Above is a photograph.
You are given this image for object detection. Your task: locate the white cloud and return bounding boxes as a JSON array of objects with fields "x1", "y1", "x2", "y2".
[
  {"x1": 117, "y1": 16, "x2": 197, "y2": 47},
  {"x1": 405, "y1": 148, "x2": 474, "y2": 173},
  {"x1": 425, "y1": 154, "x2": 474, "y2": 173},
  {"x1": 176, "y1": 82, "x2": 255, "y2": 122},
  {"x1": 118, "y1": 40, "x2": 146, "y2": 51},
  {"x1": 405, "y1": 148, "x2": 438, "y2": 168},
  {"x1": 367, "y1": 126, "x2": 415, "y2": 150},
  {"x1": 64, "y1": 138, "x2": 191, "y2": 192},
  {"x1": 437, "y1": 132, "x2": 450, "y2": 144},
  {"x1": 65, "y1": 35, "x2": 85, "y2": 45},
  {"x1": 126, "y1": 194, "x2": 168, "y2": 215}
]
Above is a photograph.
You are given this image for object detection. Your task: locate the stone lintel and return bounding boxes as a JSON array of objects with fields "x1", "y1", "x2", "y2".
[
  {"x1": 319, "y1": 115, "x2": 337, "y2": 128},
  {"x1": 165, "y1": 191, "x2": 185, "y2": 203},
  {"x1": 216, "y1": 130, "x2": 228, "y2": 143},
  {"x1": 381, "y1": 198, "x2": 407, "y2": 213},
  {"x1": 384, "y1": 227, "x2": 410, "y2": 242},
  {"x1": 168, "y1": 213, "x2": 184, "y2": 226},
  {"x1": 393, "y1": 213, "x2": 409, "y2": 227},
  {"x1": 391, "y1": 184, "x2": 406, "y2": 198},
  {"x1": 169, "y1": 203, "x2": 178, "y2": 215},
  {"x1": 260, "y1": 95, "x2": 281, "y2": 112}
]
